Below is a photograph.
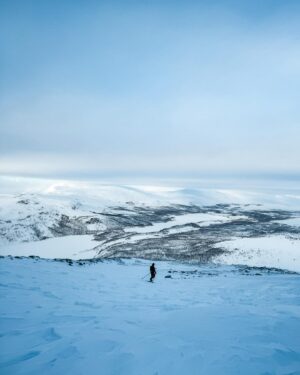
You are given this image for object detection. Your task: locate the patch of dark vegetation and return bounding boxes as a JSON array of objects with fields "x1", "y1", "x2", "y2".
[
  {"x1": 166, "y1": 264, "x2": 299, "y2": 279},
  {"x1": 50, "y1": 215, "x2": 88, "y2": 237},
  {"x1": 167, "y1": 269, "x2": 219, "y2": 278},
  {"x1": 17, "y1": 199, "x2": 30, "y2": 205},
  {"x1": 28, "y1": 255, "x2": 40, "y2": 259},
  {"x1": 53, "y1": 258, "x2": 74, "y2": 266},
  {"x1": 236, "y1": 265, "x2": 298, "y2": 275},
  {"x1": 91, "y1": 205, "x2": 299, "y2": 262},
  {"x1": 85, "y1": 217, "x2": 101, "y2": 224}
]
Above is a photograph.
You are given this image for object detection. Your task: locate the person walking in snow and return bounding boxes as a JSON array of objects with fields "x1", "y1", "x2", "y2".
[{"x1": 150, "y1": 263, "x2": 156, "y2": 282}]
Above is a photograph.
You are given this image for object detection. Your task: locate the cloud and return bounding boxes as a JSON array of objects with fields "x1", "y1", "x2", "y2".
[{"x1": 1, "y1": 0, "x2": 299, "y2": 178}]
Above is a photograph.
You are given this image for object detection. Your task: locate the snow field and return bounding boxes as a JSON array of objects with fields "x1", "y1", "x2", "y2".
[
  {"x1": 0, "y1": 235, "x2": 98, "y2": 260},
  {"x1": 0, "y1": 258, "x2": 300, "y2": 375},
  {"x1": 214, "y1": 235, "x2": 300, "y2": 272}
]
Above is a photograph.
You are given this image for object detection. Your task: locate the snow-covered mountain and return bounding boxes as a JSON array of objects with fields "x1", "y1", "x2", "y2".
[
  {"x1": 0, "y1": 182, "x2": 300, "y2": 271},
  {"x1": 1, "y1": 181, "x2": 300, "y2": 374}
]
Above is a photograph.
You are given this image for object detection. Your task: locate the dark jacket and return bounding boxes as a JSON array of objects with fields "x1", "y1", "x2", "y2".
[{"x1": 150, "y1": 264, "x2": 156, "y2": 276}]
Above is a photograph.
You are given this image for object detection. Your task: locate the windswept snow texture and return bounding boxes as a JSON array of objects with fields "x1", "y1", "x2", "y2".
[{"x1": 0, "y1": 258, "x2": 300, "y2": 375}]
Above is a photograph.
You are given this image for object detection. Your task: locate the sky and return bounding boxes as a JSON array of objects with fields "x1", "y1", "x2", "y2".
[{"x1": 1, "y1": 0, "x2": 300, "y2": 181}]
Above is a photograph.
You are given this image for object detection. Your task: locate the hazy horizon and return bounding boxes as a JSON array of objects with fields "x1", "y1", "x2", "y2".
[{"x1": 1, "y1": 174, "x2": 300, "y2": 197}]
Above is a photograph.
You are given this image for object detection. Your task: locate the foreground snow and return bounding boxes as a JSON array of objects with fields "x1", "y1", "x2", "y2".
[{"x1": 0, "y1": 258, "x2": 300, "y2": 375}]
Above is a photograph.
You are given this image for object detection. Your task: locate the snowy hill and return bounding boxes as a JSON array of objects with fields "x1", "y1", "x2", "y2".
[
  {"x1": 0, "y1": 181, "x2": 300, "y2": 271},
  {"x1": 1, "y1": 180, "x2": 300, "y2": 374},
  {"x1": 0, "y1": 257, "x2": 299, "y2": 375}
]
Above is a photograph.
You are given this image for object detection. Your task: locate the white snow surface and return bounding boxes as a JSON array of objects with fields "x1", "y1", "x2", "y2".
[
  {"x1": 214, "y1": 235, "x2": 300, "y2": 272},
  {"x1": 1, "y1": 179, "x2": 300, "y2": 211},
  {"x1": 275, "y1": 217, "x2": 300, "y2": 227},
  {"x1": 0, "y1": 258, "x2": 300, "y2": 375},
  {"x1": 0, "y1": 235, "x2": 97, "y2": 260}
]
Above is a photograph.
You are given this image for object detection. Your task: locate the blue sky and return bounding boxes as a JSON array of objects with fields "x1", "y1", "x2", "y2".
[{"x1": 1, "y1": 0, "x2": 300, "y2": 180}]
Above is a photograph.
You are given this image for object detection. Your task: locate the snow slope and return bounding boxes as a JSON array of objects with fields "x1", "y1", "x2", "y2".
[
  {"x1": 275, "y1": 218, "x2": 300, "y2": 227},
  {"x1": 214, "y1": 235, "x2": 300, "y2": 273},
  {"x1": 0, "y1": 258, "x2": 299, "y2": 375},
  {"x1": 0, "y1": 235, "x2": 97, "y2": 260}
]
